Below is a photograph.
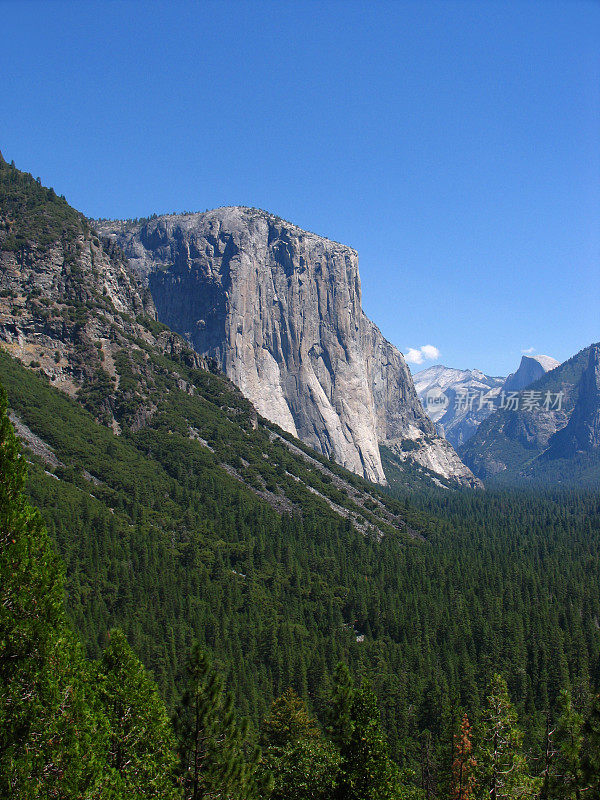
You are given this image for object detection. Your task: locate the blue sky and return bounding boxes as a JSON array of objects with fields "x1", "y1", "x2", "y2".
[{"x1": 1, "y1": 0, "x2": 598, "y2": 376}]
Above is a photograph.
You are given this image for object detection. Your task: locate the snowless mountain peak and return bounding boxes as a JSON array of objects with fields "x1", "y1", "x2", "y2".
[{"x1": 502, "y1": 354, "x2": 560, "y2": 394}]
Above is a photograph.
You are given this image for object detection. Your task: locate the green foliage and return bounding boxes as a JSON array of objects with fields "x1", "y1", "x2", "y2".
[
  {"x1": 96, "y1": 629, "x2": 179, "y2": 799},
  {"x1": 259, "y1": 689, "x2": 339, "y2": 800},
  {"x1": 337, "y1": 678, "x2": 401, "y2": 800},
  {"x1": 0, "y1": 384, "x2": 103, "y2": 798},
  {"x1": 328, "y1": 665, "x2": 405, "y2": 799},
  {"x1": 0, "y1": 157, "x2": 83, "y2": 251},
  {"x1": 136, "y1": 312, "x2": 170, "y2": 337},
  {"x1": 475, "y1": 674, "x2": 539, "y2": 800},
  {"x1": 582, "y1": 693, "x2": 600, "y2": 795},
  {"x1": 2, "y1": 357, "x2": 600, "y2": 798},
  {"x1": 328, "y1": 663, "x2": 355, "y2": 748},
  {"x1": 176, "y1": 644, "x2": 264, "y2": 800},
  {"x1": 0, "y1": 388, "x2": 180, "y2": 799},
  {"x1": 2, "y1": 337, "x2": 600, "y2": 798},
  {"x1": 2, "y1": 343, "x2": 600, "y2": 775},
  {"x1": 545, "y1": 689, "x2": 585, "y2": 799}
]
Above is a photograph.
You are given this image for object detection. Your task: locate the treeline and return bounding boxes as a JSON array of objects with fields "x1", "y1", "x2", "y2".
[{"x1": 2, "y1": 384, "x2": 600, "y2": 799}]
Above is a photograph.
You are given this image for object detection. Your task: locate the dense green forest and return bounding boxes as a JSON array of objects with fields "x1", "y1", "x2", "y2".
[
  {"x1": 2, "y1": 348, "x2": 600, "y2": 795},
  {"x1": 3, "y1": 382, "x2": 600, "y2": 798}
]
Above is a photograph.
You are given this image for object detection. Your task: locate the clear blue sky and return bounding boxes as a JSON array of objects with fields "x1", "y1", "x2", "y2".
[{"x1": 1, "y1": 0, "x2": 598, "y2": 376}]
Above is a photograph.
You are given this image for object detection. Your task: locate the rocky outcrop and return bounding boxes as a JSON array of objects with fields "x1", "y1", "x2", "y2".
[
  {"x1": 97, "y1": 207, "x2": 478, "y2": 486},
  {"x1": 502, "y1": 354, "x2": 559, "y2": 394},
  {"x1": 0, "y1": 157, "x2": 208, "y2": 431}
]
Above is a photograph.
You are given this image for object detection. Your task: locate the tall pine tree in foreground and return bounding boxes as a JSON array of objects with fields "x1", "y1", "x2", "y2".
[
  {"x1": 546, "y1": 689, "x2": 584, "y2": 799},
  {"x1": 176, "y1": 643, "x2": 266, "y2": 800},
  {"x1": 328, "y1": 664, "x2": 401, "y2": 800},
  {"x1": 97, "y1": 628, "x2": 179, "y2": 799},
  {"x1": 582, "y1": 693, "x2": 600, "y2": 797},
  {"x1": 258, "y1": 688, "x2": 339, "y2": 800},
  {"x1": 475, "y1": 674, "x2": 538, "y2": 800},
  {"x1": 0, "y1": 385, "x2": 103, "y2": 798},
  {"x1": 0, "y1": 384, "x2": 181, "y2": 799}
]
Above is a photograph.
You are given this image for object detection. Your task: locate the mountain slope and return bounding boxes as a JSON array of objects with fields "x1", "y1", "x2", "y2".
[
  {"x1": 97, "y1": 209, "x2": 477, "y2": 487},
  {"x1": 459, "y1": 343, "x2": 600, "y2": 485},
  {"x1": 414, "y1": 364, "x2": 505, "y2": 447},
  {"x1": 0, "y1": 168, "x2": 418, "y2": 540}
]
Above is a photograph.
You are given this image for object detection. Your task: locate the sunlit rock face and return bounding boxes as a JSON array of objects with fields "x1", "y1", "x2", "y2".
[{"x1": 98, "y1": 207, "x2": 478, "y2": 487}]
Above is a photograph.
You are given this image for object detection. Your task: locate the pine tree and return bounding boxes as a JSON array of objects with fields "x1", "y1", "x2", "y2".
[
  {"x1": 548, "y1": 689, "x2": 584, "y2": 800},
  {"x1": 582, "y1": 693, "x2": 600, "y2": 797},
  {"x1": 97, "y1": 628, "x2": 179, "y2": 799},
  {"x1": 419, "y1": 729, "x2": 436, "y2": 799},
  {"x1": 475, "y1": 674, "x2": 538, "y2": 800},
  {"x1": 539, "y1": 711, "x2": 557, "y2": 800},
  {"x1": 334, "y1": 677, "x2": 400, "y2": 800},
  {"x1": 176, "y1": 643, "x2": 265, "y2": 800},
  {"x1": 327, "y1": 662, "x2": 355, "y2": 749},
  {"x1": 259, "y1": 688, "x2": 339, "y2": 800},
  {"x1": 451, "y1": 714, "x2": 476, "y2": 800}
]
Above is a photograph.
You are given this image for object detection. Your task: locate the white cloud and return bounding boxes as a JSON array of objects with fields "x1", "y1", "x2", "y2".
[
  {"x1": 521, "y1": 347, "x2": 536, "y2": 354},
  {"x1": 405, "y1": 344, "x2": 440, "y2": 365},
  {"x1": 421, "y1": 344, "x2": 440, "y2": 360},
  {"x1": 405, "y1": 348, "x2": 424, "y2": 364}
]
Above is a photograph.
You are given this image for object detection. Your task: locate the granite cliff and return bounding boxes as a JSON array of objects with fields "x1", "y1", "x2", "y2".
[
  {"x1": 546, "y1": 345, "x2": 600, "y2": 457},
  {"x1": 502, "y1": 354, "x2": 559, "y2": 394},
  {"x1": 98, "y1": 207, "x2": 478, "y2": 486}
]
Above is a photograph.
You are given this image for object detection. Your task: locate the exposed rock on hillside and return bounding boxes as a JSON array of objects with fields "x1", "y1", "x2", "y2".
[
  {"x1": 98, "y1": 208, "x2": 478, "y2": 486},
  {"x1": 547, "y1": 345, "x2": 600, "y2": 456},
  {"x1": 0, "y1": 158, "x2": 207, "y2": 431},
  {"x1": 460, "y1": 344, "x2": 598, "y2": 484}
]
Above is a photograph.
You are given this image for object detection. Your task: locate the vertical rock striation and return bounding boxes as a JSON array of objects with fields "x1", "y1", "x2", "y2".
[{"x1": 97, "y1": 207, "x2": 478, "y2": 486}]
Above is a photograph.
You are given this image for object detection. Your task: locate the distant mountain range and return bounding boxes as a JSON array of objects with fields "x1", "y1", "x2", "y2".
[
  {"x1": 415, "y1": 350, "x2": 600, "y2": 486},
  {"x1": 414, "y1": 354, "x2": 560, "y2": 449},
  {"x1": 414, "y1": 365, "x2": 505, "y2": 447}
]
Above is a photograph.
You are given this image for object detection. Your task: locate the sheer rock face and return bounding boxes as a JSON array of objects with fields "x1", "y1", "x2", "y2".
[
  {"x1": 502, "y1": 354, "x2": 559, "y2": 394},
  {"x1": 547, "y1": 345, "x2": 600, "y2": 456},
  {"x1": 98, "y1": 207, "x2": 477, "y2": 486}
]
